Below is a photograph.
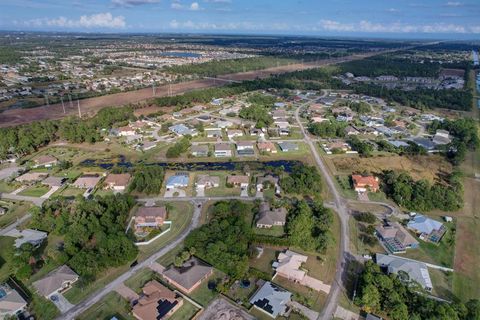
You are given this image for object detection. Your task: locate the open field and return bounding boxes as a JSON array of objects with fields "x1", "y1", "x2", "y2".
[
  {"x1": 77, "y1": 292, "x2": 134, "y2": 320},
  {"x1": 327, "y1": 154, "x2": 452, "y2": 183},
  {"x1": 19, "y1": 185, "x2": 50, "y2": 197},
  {"x1": 0, "y1": 53, "x2": 376, "y2": 128}
]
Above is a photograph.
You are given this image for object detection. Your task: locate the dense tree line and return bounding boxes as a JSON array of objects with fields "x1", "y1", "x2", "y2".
[
  {"x1": 376, "y1": 140, "x2": 427, "y2": 156},
  {"x1": 239, "y1": 105, "x2": 273, "y2": 128},
  {"x1": 128, "y1": 165, "x2": 165, "y2": 194},
  {"x1": 308, "y1": 121, "x2": 346, "y2": 138},
  {"x1": 0, "y1": 106, "x2": 135, "y2": 159},
  {"x1": 280, "y1": 165, "x2": 323, "y2": 195},
  {"x1": 166, "y1": 136, "x2": 191, "y2": 158},
  {"x1": 348, "y1": 136, "x2": 374, "y2": 156},
  {"x1": 286, "y1": 200, "x2": 332, "y2": 253},
  {"x1": 29, "y1": 194, "x2": 137, "y2": 281},
  {"x1": 184, "y1": 200, "x2": 252, "y2": 279},
  {"x1": 357, "y1": 261, "x2": 480, "y2": 320},
  {"x1": 338, "y1": 55, "x2": 441, "y2": 77},
  {"x1": 382, "y1": 170, "x2": 463, "y2": 212}
]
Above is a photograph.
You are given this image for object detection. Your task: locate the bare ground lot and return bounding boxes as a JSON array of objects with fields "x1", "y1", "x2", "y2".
[
  {"x1": 328, "y1": 154, "x2": 452, "y2": 183},
  {"x1": 0, "y1": 53, "x2": 376, "y2": 128}
]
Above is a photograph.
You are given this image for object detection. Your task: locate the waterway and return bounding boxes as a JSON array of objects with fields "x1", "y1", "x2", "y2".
[
  {"x1": 473, "y1": 50, "x2": 479, "y2": 66},
  {"x1": 80, "y1": 156, "x2": 302, "y2": 172},
  {"x1": 159, "y1": 51, "x2": 202, "y2": 58}
]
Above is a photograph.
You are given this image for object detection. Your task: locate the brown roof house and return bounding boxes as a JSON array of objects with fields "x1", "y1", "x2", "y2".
[
  {"x1": 257, "y1": 142, "x2": 277, "y2": 153},
  {"x1": 163, "y1": 257, "x2": 213, "y2": 293},
  {"x1": 134, "y1": 206, "x2": 167, "y2": 235},
  {"x1": 132, "y1": 280, "x2": 183, "y2": 320},
  {"x1": 104, "y1": 173, "x2": 131, "y2": 191},
  {"x1": 256, "y1": 202, "x2": 287, "y2": 228},
  {"x1": 33, "y1": 265, "x2": 79, "y2": 298},
  {"x1": 352, "y1": 175, "x2": 380, "y2": 193},
  {"x1": 375, "y1": 221, "x2": 419, "y2": 253},
  {"x1": 32, "y1": 155, "x2": 58, "y2": 168},
  {"x1": 227, "y1": 175, "x2": 249, "y2": 188},
  {"x1": 15, "y1": 172, "x2": 48, "y2": 183}
]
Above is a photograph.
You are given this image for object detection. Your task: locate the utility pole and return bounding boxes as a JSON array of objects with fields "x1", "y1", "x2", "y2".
[
  {"x1": 60, "y1": 96, "x2": 66, "y2": 114},
  {"x1": 44, "y1": 94, "x2": 49, "y2": 107},
  {"x1": 152, "y1": 82, "x2": 156, "y2": 96},
  {"x1": 68, "y1": 94, "x2": 73, "y2": 109},
  {"x1": 77, "y1": 98, "x2": 82, "y2": 118}
]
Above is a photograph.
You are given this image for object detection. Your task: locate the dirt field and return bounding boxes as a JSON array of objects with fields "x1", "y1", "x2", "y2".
[
  {"x1": 0, "y1": 53, "x2": 378, "y2": 128},
  {"x1": 329, "y1": 154, "x2": 452, "y2": 182}
]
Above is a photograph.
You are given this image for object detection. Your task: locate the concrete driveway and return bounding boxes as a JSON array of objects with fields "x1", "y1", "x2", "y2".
[
  {"x1": 196, "y1": 186, "x2": 205, "y2": 197},
  {"x1": 41, "y1": 186, "x2": 60, "y2": 199},
  {"x1": 164, "y1": 188, "x2": 186, "y2": 198},
  {"x1": 240, "y1": 187, "x2": 249, "y2": 197},
  {"x1": 50, "y1": 293, "x2": 74, "y2": 314}
]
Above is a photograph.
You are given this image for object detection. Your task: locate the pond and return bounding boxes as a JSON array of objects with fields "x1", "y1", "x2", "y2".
[{"x1": 80, "y1": 156, "x2": 302, "y2": 173}]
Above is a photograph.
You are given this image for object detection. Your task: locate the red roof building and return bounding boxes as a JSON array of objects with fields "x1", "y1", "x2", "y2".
[{"x1": 352, "y1": 175, "x2": 379, "y2": 193}]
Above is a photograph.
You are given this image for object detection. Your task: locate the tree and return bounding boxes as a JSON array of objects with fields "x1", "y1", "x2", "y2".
[
  {"x1": 280, "y1": 165, "x2": 322, "y2": 196},
  {"x1": 129, "y1": 165, "x2": 165, "y2": 194}
]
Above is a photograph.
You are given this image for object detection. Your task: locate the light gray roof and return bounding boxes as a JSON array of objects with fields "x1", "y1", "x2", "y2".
[
  {"x1": 4, "y1": 228, "x2": 48, "y2": 248},
  {"x1": 278, "y1": 142, "x2": 298, "y2": 151},
  {"x1": 375, "y1": 254, "x2": 432, "y2": 290},
  {"x1": 33, "y1": 265, "x2": 79, "y2": 297},
  {"x1": 163, "y1": 257, "x2": 212, "y2": 291},
  {"x1": 407, "y1": 214, "x2": 443, "y2": 235},
  {"x1": 257, "y1": 202, "x2": 287, "y2": 226},
  {"x1": 250, "y1": 281, "x2": 291, "y2": 318}
]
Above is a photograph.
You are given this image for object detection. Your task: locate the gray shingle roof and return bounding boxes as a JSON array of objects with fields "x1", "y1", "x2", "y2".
[{"x1": 249, "y1": 281, "x2": 291, "y2": 318}]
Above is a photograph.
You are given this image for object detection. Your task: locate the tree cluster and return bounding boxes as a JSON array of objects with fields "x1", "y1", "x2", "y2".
[
  {"x1": 348, "y1": 136, "x2": 374, "y2": 156},
  {"x1": 382, "y1": 170, "x2": 463, "y2": 212},
  {"x1": 356, "y1": 261, "x2": 480, "y2": 320},
  {"x1": 128, "y1": 165, "x2": 165, "y2": 195},
  {"x1": 308, "y1": 121, "x2": 346, "y2": 138},
  {"x1": 29, "y1": 194, "x2": 137, "y2": 281},
  {"x1": 166, "y1": 136, "x2": 191, "y2": 158},
  {"x1": 280, "y1": 165, "x2": 323, "y2": 196},
  {"x1": 239, "y1": 105, "x2": 273, "y2": 128}
]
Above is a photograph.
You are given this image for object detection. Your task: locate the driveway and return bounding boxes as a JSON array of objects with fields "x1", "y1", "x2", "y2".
[
  {"x1": 196, "y1": 186, "x2": 205, "y2": 197},
  {"x1": 50, "y1": 293, "x2": 74, "y2": 314},
  {"x1": 240, "y1": 187, "x2": 248, "y2": 197},
  {"x1": 164, "y1": 188, "x2": 186, "y2": 198},
  {"x1": 41, "y1": 186, "x2": 60, "y2": 199}
]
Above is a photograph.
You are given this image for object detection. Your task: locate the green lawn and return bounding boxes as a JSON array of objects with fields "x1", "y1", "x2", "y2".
[
  {"x1": 19, "y1": 185, "x2": 50, "y2": 197},
  {"x1": 169, "y1": 300, "x2": 199, "y2": 320},
  {"x1": 189, "y1": 269, "x2": 223, "y2": 306},
  {"x1": 226, "y1": 277, "x2": 258, "y2": 306},
  {"x1": 429, "y1": 268, "x2": 455, "y2": 301},
  {"x1": 124, "y1": 268, "x2": 156, "y2": 294},
  {"x1": 0, "y1": 236, "x2": 15, "y2": 282},
  {"x1": 29, "y1": 294, "x2": 60, "y2": 320},
  {"x1": 77, "y1": 292, "x2": 134, "y2": 320},
  {"x1": 273, "y1": 275, "x2": 327, "y2": 312},
  {"x1": 203, "y1": 171, "x2": 242, "y2": 197},
  {"x1": 0, "y1": 180, "x2": 17, "y2": 193},
  {"x1": 0, "y1": 201, "x2": 31, "y2": 228},
  {"x1": 157, "y1": 245, "x2": 184, "y2": 267},
  {"x1": 252, "y1": 226, "x2": 285, "y2": 237},
  {"x1": 57, "y1": 186, "x2": 85, "y2": 197},
  {"x1": 249, "y1": 247, "x2": 278, "y2": 277}
]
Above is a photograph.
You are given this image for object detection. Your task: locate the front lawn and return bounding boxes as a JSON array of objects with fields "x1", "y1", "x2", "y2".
[
  {"x1": 29, "y1": 294, "x2": 60, "y2": 320},
  {"x1": 77, "y1": 292, "x2": 134, "y2": 320},
  {"x1": 0, "y1": 236, "x2": 15, "y2": 282},
  {"x1": 0, "y1": 201, "x2": 32, "y2": 228},
  {"x1": 189, "y1": 269, "x2": 224, "y2": 306},
  {"x1": 19, "y1": 185, "x2": 50, "y2": 197},
  {"x1": 252, "y1": 226, "x2": 285, "y2": 237}
]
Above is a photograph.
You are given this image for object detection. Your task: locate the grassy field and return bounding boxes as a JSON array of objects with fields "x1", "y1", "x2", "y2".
[
  {"x1": 19, "y1": 184, "x2": 50, "y2": 197},
  {"x1": 249, "y1": 247, "x2": 278, "y2": 277},
  {"x1": 429, "y1": 268, "x2": 455, "y2": 301},
  {"x1": 189, "y1": 269, "x2": 223, "y2": 306},
  {"x1": 137, "y1": 201, "x2": 193, "y2": 261},
  {"x1": 0, "y1": 180, "x2": 17, "y2": 193},
  {"x1": 57, "y1": 186, "x2": 85, "y2": 197},
  {"x1": 0, "y1": 236, "x2": 15, "y2": 282},
  {"x1": 273, "y1": 275, "x2": 327, "y2": 312},
  {"x1": 0, "y1": 200, "x2": 31, "y2": 228},
  {"x1": 77, "y1": 292, "x2": 134, "y2": 320},
  {"x1": 348, "y1": 217, "x2": 385, "y2": 256},
  {"x1": 29, "y1": 294, "x2": 60, "y2": 320},
  {"x1": 124, "y1": 268, "x2": 156, "y2": 293},
  {"x1": 169, "y1": 300, "x2": 200, "y2": 320}
]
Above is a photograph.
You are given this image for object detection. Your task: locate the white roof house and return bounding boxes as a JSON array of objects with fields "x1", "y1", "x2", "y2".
[
  {"x1": 4, "y1": 228, "x2": 48, "y2": 248},
  {"x1": 273, "y1": 250, "x2": 308, "y2": 282}
]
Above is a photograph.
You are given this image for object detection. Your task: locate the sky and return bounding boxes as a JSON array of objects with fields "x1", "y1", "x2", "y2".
[{"x1": 1, "y1": 0, "x2": 480, "y2": 39}]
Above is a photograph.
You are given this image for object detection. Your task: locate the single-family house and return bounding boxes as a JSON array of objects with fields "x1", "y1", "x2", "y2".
[
  {"x1": 375, "y1": 222, "x2": 419, "y2": 253},
  {"x1": 273, "y1": 250, "x2": 308, "y2": 282},
  {"x1": 308, "y1": 103, "x2": 324, "y2": 114},
  {"x1": 205, "y1": 128, "x2": 222, "y2": 138},
  {"x1": 227, "y1": 129, "x2": 243, "y2": 138},
  {"x1": 73, "y1": 175, "x2": 102, "y2": 189},
  {"x1": 214, "y1": 143, "x2": 232, "y2": 157},
  {"x1": 257, "y1": 142, "x2": 277, "y2": 153},
  {"x1": 375, "y1": 253, "x2": 432, "y2": 292},
  {"x1": 4, "y1": 228, "x2": 48, "y2": 249},
  {"x1": 0, "y1": 284, "x2": 28, "y2": 318},
  {"x1": 104, "y1": 173, "x2": 131, "y2": 191},
  {"x1": 134, "y1": 206, "x2": 167, "y2": 232},
  {"x1": 33, "y1": 265, "x2": 79, "y2": 298},
  {"x1": 196, "y1": 175, "x2": 220, "y2": 189},
  {"x1": 278, "y1": 142, "x2": 299, "y2": 152},
  {"x1": 236, "y1": 141, "x2": 255, "y2": 156},
  {"x1": 132, "y1": 280, "x2": 183, "y2": 320},
  {"x1": 432, "y1": 129, "x2": 451, "y2": 145},
  {"x1": 191, "y1": 145, "x2": 209, "y2": 157},
  {"x1": 169, "y1": 124, "x2": 197, "y2": 137},
  {"x1": 274, "y1": 118, "x2": 290, "y2": 129},
  {"x1": 165, "y1": 173, "x2": 189, "y2": 190},
  {"x1": 32, "y1": 155, "x2": 58, "y2": 168},
  {"x1": 15, "y1": 172, "x2": 48, "y2": 183},
  {"x1": 215, "y1": 120, "x2": 233, "y2": 129},
  {"x1": 256, "y1": 202, "x2": 287, "y2": 228},
  {"x1": 272, "y1": 109, "x2": 287, "y2": 120},
  {"x1": 257, "y1": 175, "x2": 280, "y2": 194},
  {"x1": 411, "y1": 137, "x2": 436, "y2": 151},
  {"x1": 407, "y1": 214, "x2": 446, "y2": 243},
  {"x1": 352, "y1": 175, "x2": 380, "y2": 193},
  {"x1": 41, "y1": 176, "x2": 65, "y2": 188},
  {"x1": 249, "y1": 281, "x2": 292, "y2": 318},
  {"x1": 345, "y1": 126, "x2": 360, "y2": 136},
  {"x1": 311, "y1": 116, "x2": 329, "y2": 123},
  {"x1": 249, "y1": 128, "x2": 263, "y2": 136},
  {"x1": 226, "y1": 175, "x2": 249, "y2": 188},
  {"x1": 117, "y1": 126, "x2": 136, "y2": 136},
  {"x1": 163, "y1": 257, "x2": 213, "y2": 293}
]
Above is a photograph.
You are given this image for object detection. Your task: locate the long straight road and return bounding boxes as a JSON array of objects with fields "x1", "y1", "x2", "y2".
[{"x1": 294, "y1": 98, "x2": 351, "y2": 320}]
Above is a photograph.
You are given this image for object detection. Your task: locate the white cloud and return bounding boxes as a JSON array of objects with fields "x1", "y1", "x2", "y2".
[
  {"x1": 171, "y1": 1, "x2": 202, "y2": 10},
  {"x1": 445, "y1": 1, "x2": 463, "y2": 6},
  {"x1": 20, "y1": 12, "x2": 126, "y2": 29},
  {"x1": 111, "y1": 0, "x2": 159, "y2": 7}
]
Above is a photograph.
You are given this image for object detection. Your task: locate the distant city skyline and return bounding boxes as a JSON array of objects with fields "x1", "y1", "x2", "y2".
[{"x1": 1, "y1": 0, "x2": 480, "y2": 39}]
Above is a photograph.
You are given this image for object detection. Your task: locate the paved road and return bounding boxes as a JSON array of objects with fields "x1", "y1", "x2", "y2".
[
  {"x1": 137, "y1": 195, "x2": 260, "y2": 202},
  {"x1": 57, "y1": 199, "x2": 205, "y2": 320},
  {"x1": 294, "y1": 98, "x2": 351, "y2": 320},
  {"x1": 0, "y1": 192, "x2": 45, "y2": 206}
]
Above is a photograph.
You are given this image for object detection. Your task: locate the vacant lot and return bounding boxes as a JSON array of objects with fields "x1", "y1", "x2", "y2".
[
  {"x1": 77, "y1": 292, "x2": 134, "y2": 320},
  {"x1": 329, "y1": 154, "x2": 452, "y2": 182}
]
